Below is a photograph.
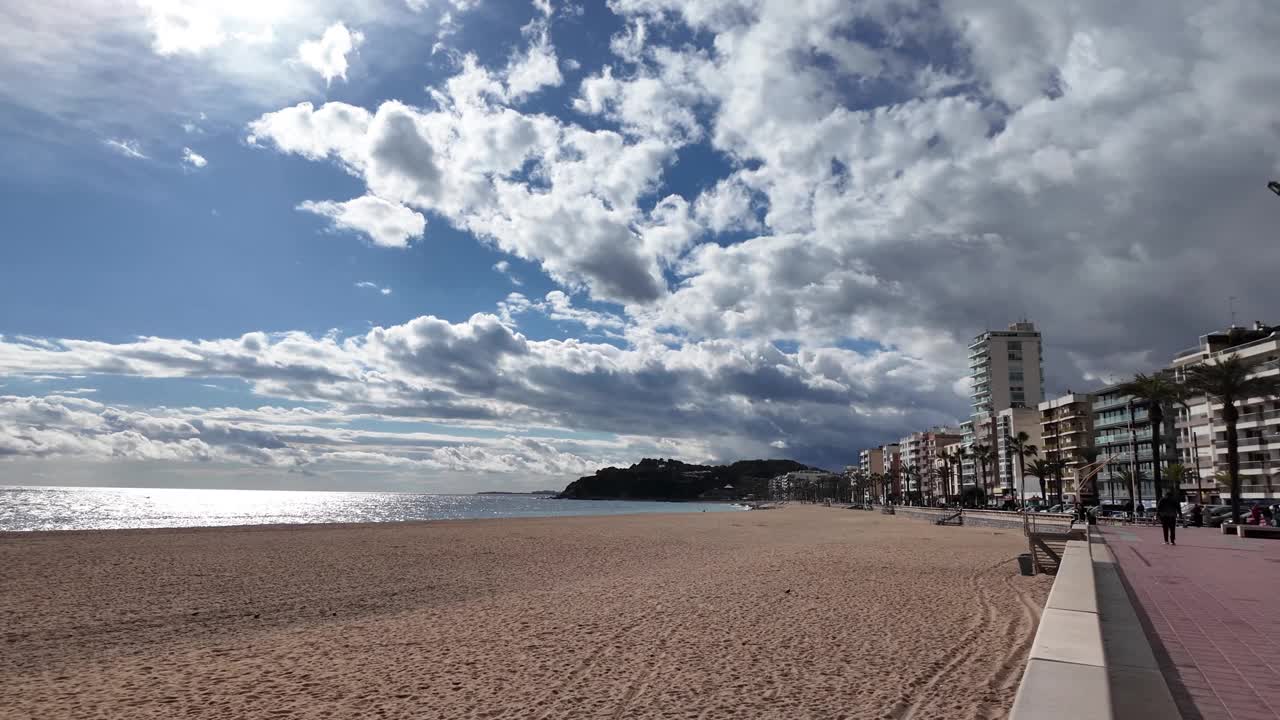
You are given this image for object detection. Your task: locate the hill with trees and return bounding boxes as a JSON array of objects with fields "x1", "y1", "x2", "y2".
[{"x1": 557, "y1": 458, "x2": 818, "y2": 501}]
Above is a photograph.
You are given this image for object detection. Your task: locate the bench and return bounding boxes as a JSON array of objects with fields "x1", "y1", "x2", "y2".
[{"x1": 1238, "y1": 524, "x2": 1280, "y2": 539}]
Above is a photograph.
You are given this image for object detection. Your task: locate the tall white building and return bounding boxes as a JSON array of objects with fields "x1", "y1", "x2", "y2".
[
  {"x1": 1172, "y1": 322, "x2": 1280, "y2": 501},
  {"x1": 967, "y1": 322, "x2": 1045, "y2": 501},
  {"x1": 969, "y1": 321, "x2": 1045, "y2": 415}
]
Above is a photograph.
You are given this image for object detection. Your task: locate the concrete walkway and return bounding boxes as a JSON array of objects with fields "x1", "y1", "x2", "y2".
[{"x1": 1100, "y1": 524, "x2": 1280, "y2": 720}]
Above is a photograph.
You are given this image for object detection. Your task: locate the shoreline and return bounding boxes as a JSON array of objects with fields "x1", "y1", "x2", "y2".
[
  {"x1": 0, "y1": 506, "x2": 750, "y2": 539},
  {"x1": 2, "y1": 505, "x2": 1049, "y2": 719}
]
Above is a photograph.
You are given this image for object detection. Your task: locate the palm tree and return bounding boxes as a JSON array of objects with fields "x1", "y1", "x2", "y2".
[
  {"x1": 1009, "y1": 431, "x2": 1038, "y2": 508},
  {"x1": 869, "y1": 472, "x2": 883, "y2": 504},
  {"x1": 1048, "y1": 457, "x2": 1065, "y2": 507},
  {"x1": 1026, "y1": 458, "x2": 1056, "y2": 508},
  {"x1": 1171, "y1": 386, "x2": 1207, "y2": 504},
  {"x1": 1165, "y1": 463, "x2": 1186, "y2": 500},
  {"x1": 1183, "y1": 355, "x2": 1280, "y2": 523},
  {"x1": 1115, "y1": 372, "x2": 1179, "y2": 499},
  {"x1": 972, "y1": 444, "x2": 992, "y2": 506},
  {"x1": 904, "y1": 466, "x2": 920, "y2": 505}
]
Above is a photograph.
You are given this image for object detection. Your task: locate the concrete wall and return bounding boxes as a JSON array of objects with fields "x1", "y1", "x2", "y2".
[{"x1": 893, "y1": 507, "x2": 1074, "y2": 531}]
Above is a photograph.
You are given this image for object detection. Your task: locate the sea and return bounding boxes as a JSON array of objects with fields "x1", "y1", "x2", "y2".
[{"x1": 0, "y1": 486, "x2": 747, "y2": 532}]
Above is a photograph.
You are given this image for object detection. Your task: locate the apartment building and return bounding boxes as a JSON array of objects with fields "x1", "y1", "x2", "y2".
[
  {"x1": 1038, "y1": 393, "x2": 1096, "y2": 502},
  {"x1": 924, "y1": 428, "x2": 965, "y2": 496},
  {"x1": 859, "y1": 447, "x2": 884, "y2": 479},
  {"x1": 994, "y1": 407, "x2": 1044, "y2": 498},
  {"x1": 1090, "y1": 384, "x2": 1177, "y2": 504},
  {"x1": 934, "y1": 439, "x2": 966, "y2": 497},
  {"x1": 881, "y1": 443, "x2": 902, "y2": 498},
  {"x1": 898, "y1": 431, "x2": 926, "y2": 495},
  {"x1": 1171, "y1": 322, "x2": 1280, "y2": 501},
  {"x1": 967, "y1": 322, "x2": 1045, "y2": 501},
  {"x1": 969, "y1": 321, "x2": 1045, "y2": 417}
]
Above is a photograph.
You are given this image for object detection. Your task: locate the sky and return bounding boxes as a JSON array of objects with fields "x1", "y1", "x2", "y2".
[{"x1": 2, "y1": 0, "x2": 1280, "y2": 492}]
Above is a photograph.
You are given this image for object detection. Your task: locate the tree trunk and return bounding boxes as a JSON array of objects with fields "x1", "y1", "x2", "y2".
[
  {"x1": 1226, "y1": 401, "x2": 1241, "y2": 524},
  {"x1": 1017, "y1": 452, "x2": 1025, "y2": 508},
  {"x1": 1150, "y1": 404, "x2": 1164, "y2": 500}
]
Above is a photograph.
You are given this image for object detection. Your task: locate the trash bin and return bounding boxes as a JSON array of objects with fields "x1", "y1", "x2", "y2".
[{"x1": 1017, "y1": 553, "x2": 1034, "y2": 576}]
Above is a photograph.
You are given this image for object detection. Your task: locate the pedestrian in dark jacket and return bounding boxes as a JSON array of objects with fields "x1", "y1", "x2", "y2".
[{"x1": 1157, "y1": 490, "x2": 1181, "y2": 545}]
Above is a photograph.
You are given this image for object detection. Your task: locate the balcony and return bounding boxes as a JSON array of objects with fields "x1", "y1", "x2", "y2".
[
  {"x1": 1213, "y1": 434, "x2": 1280, "y2": 449},
  {"x1": 1092, "y1": 396, "x2": 1132, "y2": 413},
  {"x1": 1227, "y1": 407, "x2": 1280, "y2": 425},
  {"x1": 1094, "y1": 413, "x2": 1149, "y2": 430}
]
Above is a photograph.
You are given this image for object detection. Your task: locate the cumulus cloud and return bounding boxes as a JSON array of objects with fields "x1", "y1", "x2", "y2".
[
  {"x1": 0, "y1": 394, "x2": 611, "y2": 482},
  {"x1": 504, "y1": 21, "x2": 562, "y2": 101},
  {"x1": 298, "y1": 22, "x2": 364, "y2": 85},
  {"x1": 0, "y1": 315, "x2": 964, "y2": 469},
  {"x1": 11, "y1": 0, "x2": 1280, "y2": 482},
  {"x1": 249, "y1": 65, "x2": 673, "y2": 303},
  {"x1": 181, "y1": 147, "x2": 207, "y2": 168},
  {"x1": 298, "y1": 195, "x2": 426, "y2": 248}
]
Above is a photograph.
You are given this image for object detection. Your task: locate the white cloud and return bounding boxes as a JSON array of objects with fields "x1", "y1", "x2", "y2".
[
  {"x1": 297, "y1": 21, "x2": 364, "y2": 85},
  {"x1": 298, "y1": 195, "x2": 426, "y2": 248},
  {"x1": 0, "y1": 314, "x2": 965, "y2": 470},
  {"x1": 248, "y1": 63, "x2": 674, "y2": 303},
  {"x1": 355, "y1": 281, "x2": 393, "y2": 296},
  {"x1": 504, "y1": 22, "x2": 562, "y2": 101},
  {"x1": 19, "y1": 0, "x2": 1280, "y2": 480},
  {"x1": 492, "y1": 260, "x2": 523, "y2": 286},
  {"x1": 181, "y1": 147, "x2": 207, "y2": 168},
  {"x1": 104, "y1": 138, "x2": 148, "y2": 160}
]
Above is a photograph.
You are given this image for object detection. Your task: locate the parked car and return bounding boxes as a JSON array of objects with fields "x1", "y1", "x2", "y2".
[
  {"x1": 1206, "y1": 504, "x2": 1274, "y2": 527},
  {"x1": 1204, "y1": 506, "x2": 1235, "y2": 527}
]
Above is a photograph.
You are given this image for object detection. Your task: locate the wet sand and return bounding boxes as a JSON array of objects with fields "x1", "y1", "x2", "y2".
[{"x1": 1, "y1": 505, "x2": 1050, "y2": 719}]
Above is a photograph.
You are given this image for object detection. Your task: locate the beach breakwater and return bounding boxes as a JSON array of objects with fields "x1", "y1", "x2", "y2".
[{"x1": 894, "y1": 506, "x2": 1075, "y2": 530}]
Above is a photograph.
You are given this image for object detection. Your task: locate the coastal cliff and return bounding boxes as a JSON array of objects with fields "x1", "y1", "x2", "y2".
[{"x1": 557, "y1": 458, "x2": 815, "y2": 501}]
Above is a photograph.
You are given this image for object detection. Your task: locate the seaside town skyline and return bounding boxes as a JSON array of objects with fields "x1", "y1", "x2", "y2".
[{"x1": 3, "y1": 1, "x2": 1280, "y2": 492}]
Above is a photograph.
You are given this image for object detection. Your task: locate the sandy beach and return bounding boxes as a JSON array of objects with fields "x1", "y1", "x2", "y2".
[{"x1": 1, "y1": 506, "x2": 1049, "y2": 719}]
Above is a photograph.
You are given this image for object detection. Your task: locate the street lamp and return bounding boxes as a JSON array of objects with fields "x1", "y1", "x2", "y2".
[{"x1": 1269, "y1": 180, "x2": 1280, "y2": 197}]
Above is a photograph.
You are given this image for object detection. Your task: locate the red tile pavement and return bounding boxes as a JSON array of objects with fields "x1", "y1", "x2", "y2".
[{"x1": 1101, "y1": 524, "x2": 1280, "y2": 720}]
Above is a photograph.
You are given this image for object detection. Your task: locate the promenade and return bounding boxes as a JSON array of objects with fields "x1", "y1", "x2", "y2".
[{"x1": 1101, "y1": 524, "x2": 1280, "y2": 720}]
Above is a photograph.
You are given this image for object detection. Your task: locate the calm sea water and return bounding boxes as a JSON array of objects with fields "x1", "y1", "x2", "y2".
[{"x1": 0, "y1": 486, "x2": 747, "y2": 532}]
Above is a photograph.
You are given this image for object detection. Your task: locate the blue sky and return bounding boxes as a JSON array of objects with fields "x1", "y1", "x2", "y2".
[{"x1": 2, "y1": 0, "x2": 1279, "y2": 491}]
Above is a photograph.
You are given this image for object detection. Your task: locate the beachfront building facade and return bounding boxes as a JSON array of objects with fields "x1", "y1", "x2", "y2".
[
  {"x1": 769, "y1": 470, "x2": 841, "y2": 501},
  {"x1": 1090, "y1": 384, "x2": 1177, "y2": 505},
  {"x1": 898, "y1": 431, "x2": 925, "y2": 496},
  {"x1": 969, "y1": 321, "x2": 1045, "y2": 418},
  {"x1": 859, "y1": 447, "x2": 884, "y2": 479},
  {"x1": 881, "y1": 443, "x2": 902, "y2": 499},
  {"x1": 924, "y1": 429, "x2": 964, "y2": 498},
  {"x1": 934, "y1": 439, "x2": 966, "y2": 497},
  {"x1": 1038, "y1": 393, "x2": 1096, "y2": 502},
  {"x1": 967, "y1": 322, "x2": 1045, "y2": 504},
  {"x1": 994, "y1": 407, "x2": 1044, "y2": 499},
  {"x1": 1171, "y1": 322, "x2": 1280, "y2": 501}
]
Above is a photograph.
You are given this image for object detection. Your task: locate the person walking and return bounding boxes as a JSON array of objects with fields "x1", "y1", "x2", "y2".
[{"x1": 1157, "y1": 490, "x2": 1181, "y2": 545}]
